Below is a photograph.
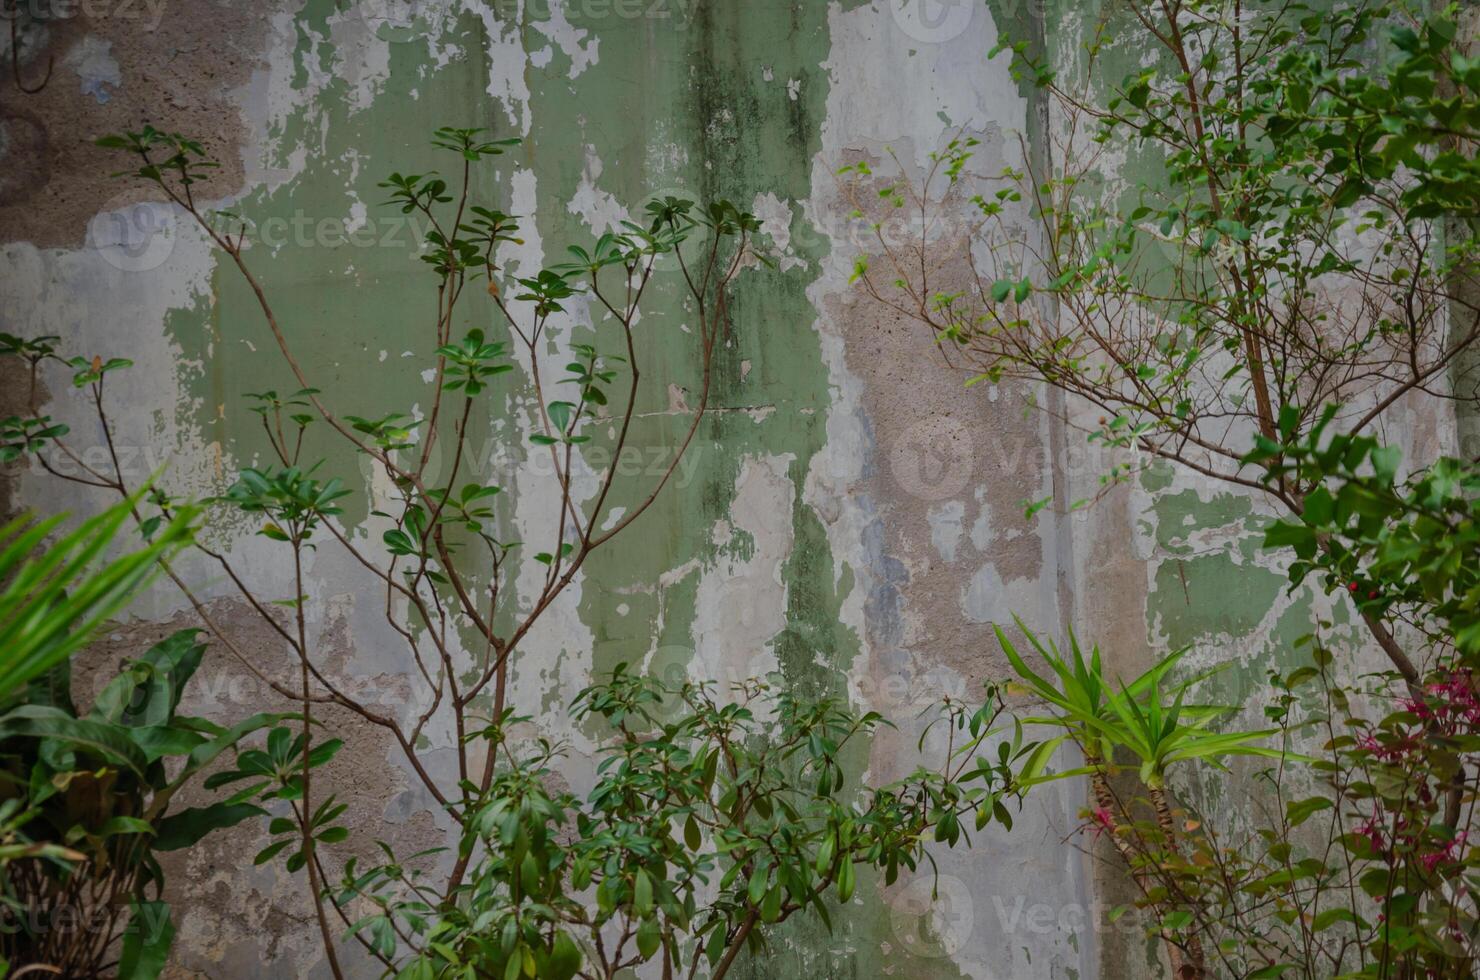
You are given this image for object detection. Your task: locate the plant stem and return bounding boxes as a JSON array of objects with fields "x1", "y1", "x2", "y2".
[
  {"x1": 295, "y1": 543, "x2": 346, "y2": 980},
  {"x1": 709, "y1": 911, "x2": 759, "y2": 980},
  {"x1": 1149, "y1": 785, "x2": 1204, "y2": 979}
]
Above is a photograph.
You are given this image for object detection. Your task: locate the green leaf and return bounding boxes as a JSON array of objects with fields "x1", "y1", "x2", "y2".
[
  {"x1": 1371, "y1": 444, "x2": 1402, "y2": 485},
  {"x1": 1161, "y1": 908, "x2": 1193, "y2": 930},
  {"x1": 548, "y1": 401, "x2": 575, "y2": 433},
  {"x1": 255, "y1": 840, "x2": 292, "y2": 865},
  {"x1": 684, "y1": 814, "x2": 701, "y2": 850},
  {"x1": 547, "y1": 931, "x2": 583, "y2": 980},
  {"x1": 154, "y1": 803, "x2": 267, "y2": 851},
  {"x1": 633, "y1": 869, "x2": 654, "y2": 915},
  {"x1": 813, "y1": 833, "x2": 835, "y2": 875},
  {"x1": 836, "y1": 859, "x2": 856, "y2": 903},
  {"x1": 98, "y1": 816, "x2": 156, "y2": 838},
  {"x1": 0, "y1": 705, "x2": 149, "y2": 774},
  {"x1": 747, "y1": 865, "x2": 769, "y2": 905},
  {"x1": 761, "y1": 884, "x2": 782, "y2": 923},
  {"x1": 1285, "y1": 796, "x2": 1333, "y2": 828},
  {"x1": 1312, "y1": 907, "x2": 1365, "y2": 931},
  {"x1": 1264, "y1": 520, "x2": 1317, "y2": 560},
  {"x1": 635, "y1": 917, "x2": 661, "y2": 960},
  {"x1": 117, "y1": 901, "x2": 174, "y2": 980}
]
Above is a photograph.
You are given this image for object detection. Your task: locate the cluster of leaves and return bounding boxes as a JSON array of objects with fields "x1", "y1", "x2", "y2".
[
  {"x1": 95, "y1": 126, "x2": 220, "y2": 193},
  {"x1": 0, "y1": 631, "x2": 286, "y2": 979},
  {"x1": 222, "y1": 465, "x2": 351, "y2": 549},
  {"x1": 999, "y1": 621, "x2": 1284, "y2": 790},
  {"x1": 344, "y1": 667, "x2": 1023, "y2": 979},
  {"x1": 207, "y1": 726, "x2": 347, "y2": 873},
  {"x1": 0, "y1": 492, "x2": 195, "y2": 701},
  {"x1": 1276, "y1": 6, "x2": 1480, "y2": 219},
  {"x1": 0, "y1": 333, "x2": 132, "y2": 467},
  {"x1": 1253, "y1": 405, "x2": 1480, "y2": 660}
]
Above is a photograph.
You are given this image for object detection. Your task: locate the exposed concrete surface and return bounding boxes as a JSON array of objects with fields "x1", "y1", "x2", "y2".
[{"x1": 2, "y1": 1, "x2": 1459, "y2": 978}]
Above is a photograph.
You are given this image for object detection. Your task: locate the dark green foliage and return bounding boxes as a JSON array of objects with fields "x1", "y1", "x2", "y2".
[{"x1": 0, "y1": 631, "x2": 281, "y2": 978}]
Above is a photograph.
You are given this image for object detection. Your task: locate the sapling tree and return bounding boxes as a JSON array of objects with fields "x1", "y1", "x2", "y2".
[
  {"x1": 44, "y1": 123, "x2": 753, "y2": 974},
  {"x1": 0, "y1": 121, "x2": 1022, "y2": 976},
  {"x1": 842, "y1": 0, "x2": 1480, "y2": 684}
]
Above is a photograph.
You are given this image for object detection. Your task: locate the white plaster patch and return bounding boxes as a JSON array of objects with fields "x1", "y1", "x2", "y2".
[
  {"x1": 688, "y1": 454, "x2": 795, "y2": 688},
  {"x1": 751, "y1": 192, "x2": 793, "y2": 252},
  {"x1": 928, "y1": 500, "x2": 964, "y2": 562},
  {"x1": 498, "y1": 165, "x2": 602, "y2": 753},
  {"x1": 63, "y1": 36, "x2": 121, "y2": 104},
  {"x1": 567, "y1": 145, "x2": 628, "y2": 234},
  {"x1": 346, "y1": 196, "x2": 370, "y2": 235},
  {"x1": 960, "y1": 562, "x2": 1041, "y2": 625},
  {"x1": 2, "y1": 222, "x2": 233, "y2": 621},
  {"x1": 819, "y1": 0, "x2": 1023, "y2": 172},
  {"x1": 460, "y1": 0, "x2": 535, "y2": 133},
  {"x1": 528, "y1": 0, "x2": 600, "y2": 78},
  {"x1": 969, "y1": 487, "x2": 992, "y2": 551}
]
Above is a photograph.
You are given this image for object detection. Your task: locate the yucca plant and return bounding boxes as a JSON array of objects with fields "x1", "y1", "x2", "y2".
[
  {"x1": 998, "y1": 618, "x2": 1283, "y2": 784},
  {"x1": 998, "y1": 617, "x2": 1198, "y2": 781},
  {"x1": 997, "y1": 619, "x2": 1289, "y2": 979}
]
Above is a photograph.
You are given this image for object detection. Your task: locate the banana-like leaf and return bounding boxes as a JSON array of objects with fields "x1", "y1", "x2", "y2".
[
  {"x1": 0, "y1": 705, "x2": 149, "y2": 775},
  {"x1": 129, "y1": 724, "x2": 209, "y2": 762},
  {"x1": 153, "y1": 802, "x2": 266, "y2": 852},
  {"x1": 91, "y1": 630, "x2": 206, "y2": 727},
  {"x1": 117, "y1": 900, "x2": 174, "y2": 980}
]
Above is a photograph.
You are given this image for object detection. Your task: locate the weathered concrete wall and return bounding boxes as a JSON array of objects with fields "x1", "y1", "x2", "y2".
[{"x1": 3, "y1": 1, "x2": 1458, "y2": 977}]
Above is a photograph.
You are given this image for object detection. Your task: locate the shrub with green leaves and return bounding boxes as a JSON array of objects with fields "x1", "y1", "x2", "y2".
[
  {"x1": 0, "y1": 630, "x2": 285, "y2": 978},
  {"x1": 1000, "y1": 436, "x2": 1480, "y2": 978},
  {"x1": 348, "y1": 667, "x2": 1019, "y2": 980}
]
